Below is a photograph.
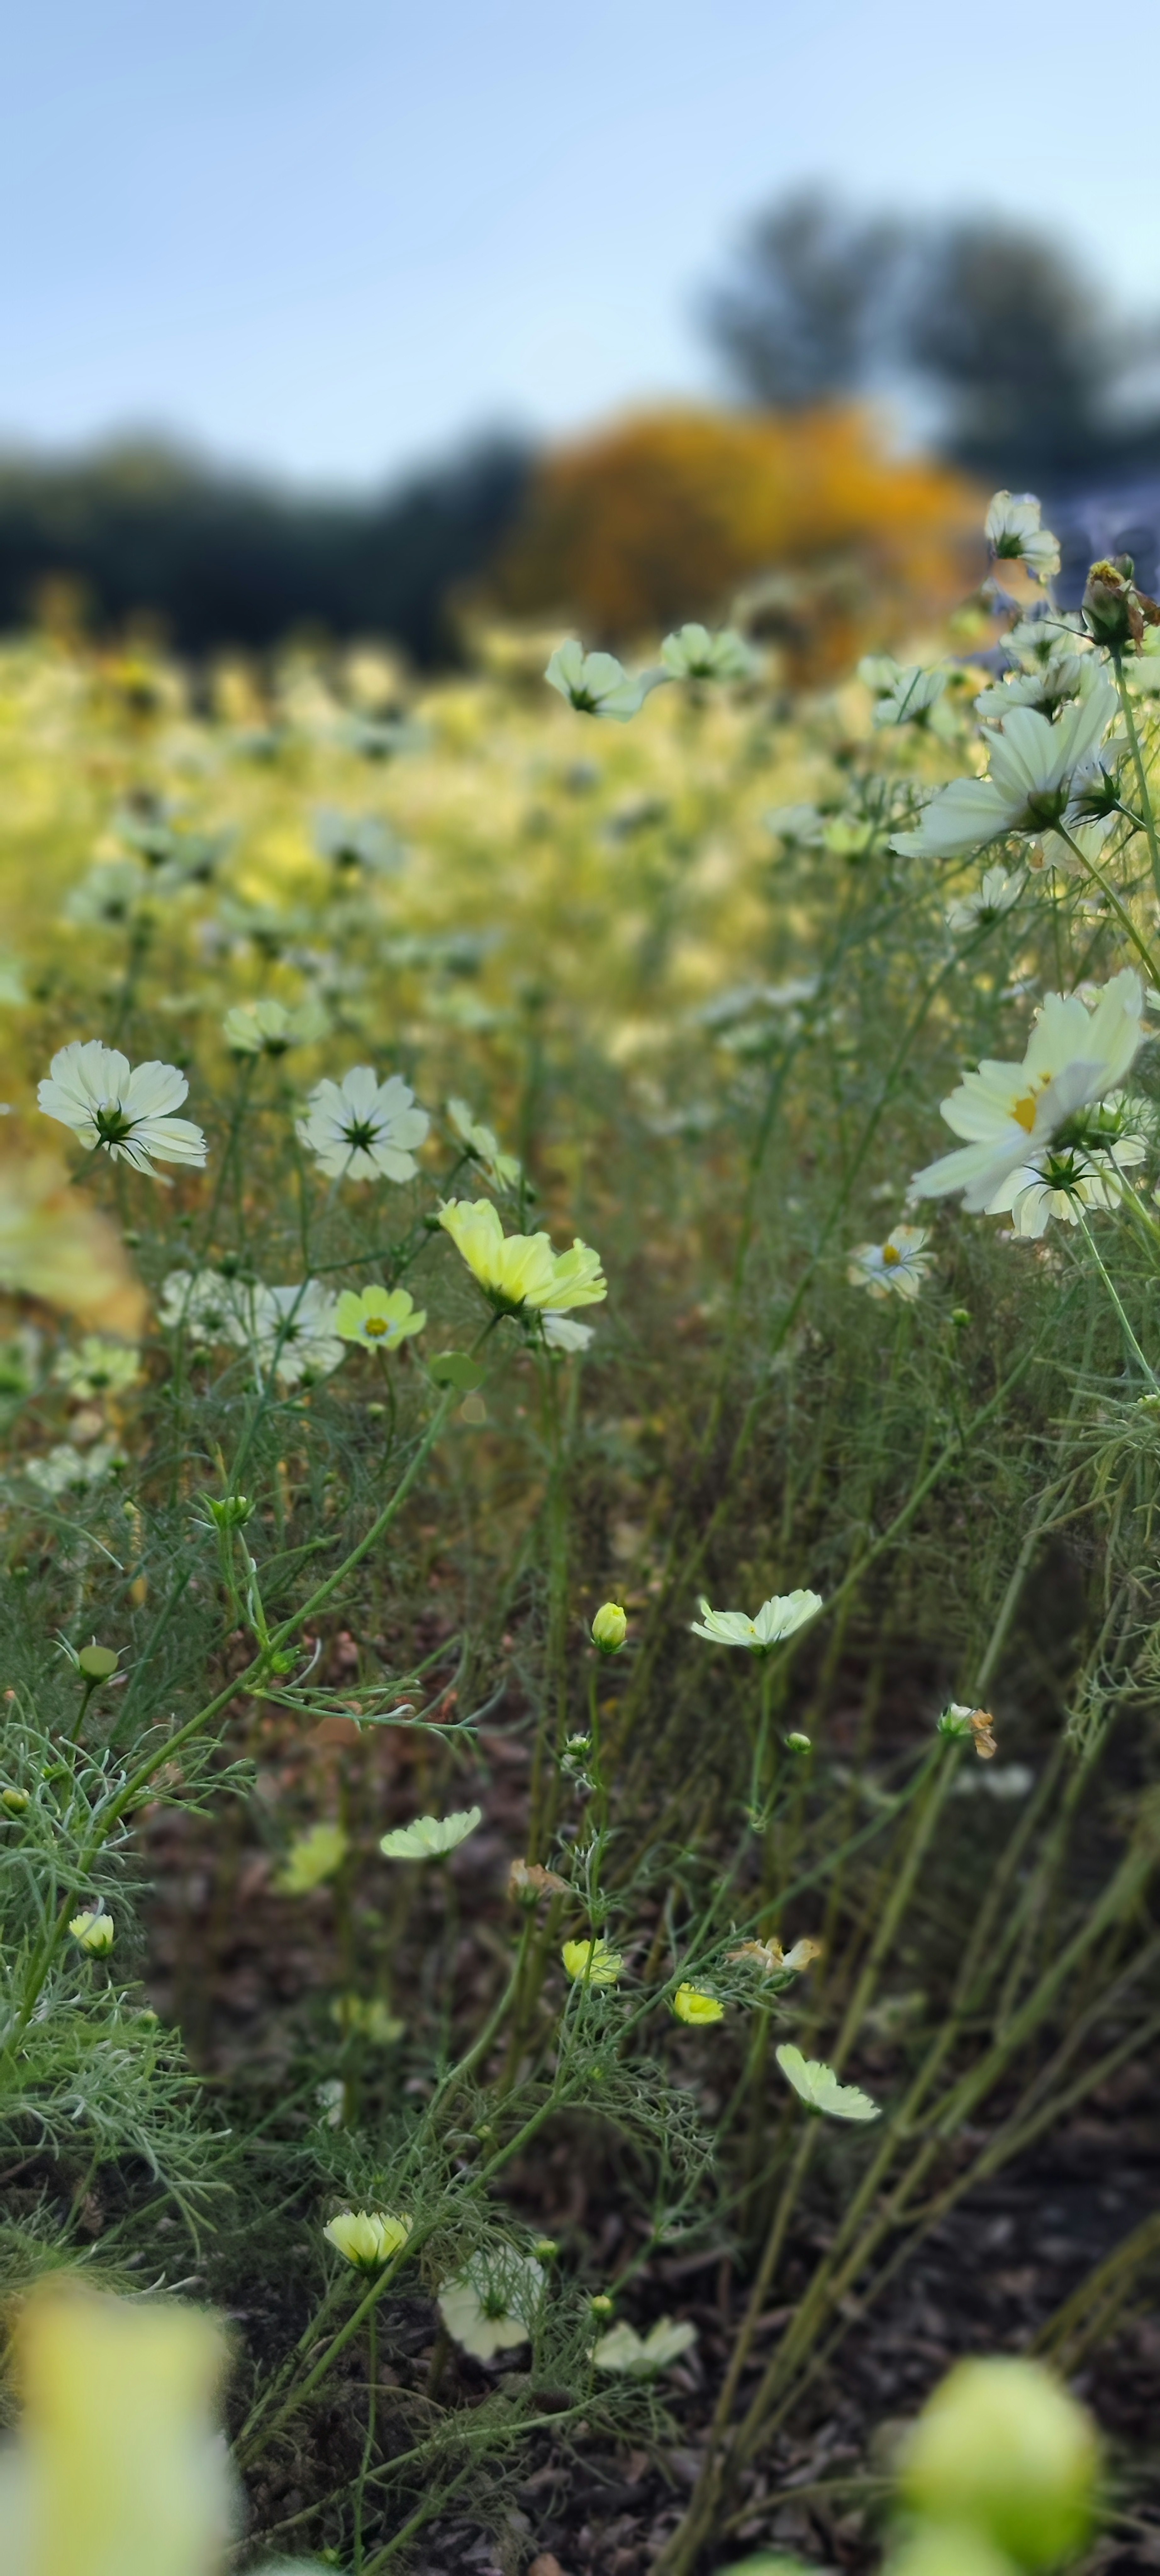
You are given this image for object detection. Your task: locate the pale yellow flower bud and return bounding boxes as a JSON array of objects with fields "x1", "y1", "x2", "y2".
[
  {"x1": 590, "y1": 1601, "x2": 627, "y2": 1653},
  {"x1": 69, "y1": 1910, "x2": 114, "y2": 1954},
  {"x1": 324, "y1": 2209, "x2": 412, "y2": 2272}
]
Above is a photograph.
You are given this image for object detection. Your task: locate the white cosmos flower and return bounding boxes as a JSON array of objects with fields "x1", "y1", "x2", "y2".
[
  {"x1": 38, "y1": 1041, "x2": 207, "y2": 1178},
  {"x1": 64, "y1": 859, "x2": 150, "y2": 929},
  {"x1": 158, "y1": 1267, "x2": 250, "y2": 1346},
  {"x1": 975, "y1": 647, "x2": 1091, "y2": 723},
  {"x1": 297, "y1": 1066, "x2": 429, "y2": 1181},
  {"x1": 246, "y1": 1282, "x2": 345, "y2": 1387},
  {"x1": 222, "y1": 997, "x2": 328, "y2": 1055},
  {"x1": 910, "y1": 970, "x2": 1146, "y2": 1215},
  {"x1": 990, "y1": 1094, "x2": 1148, "y2": 1238},
  {"x1": 545, "y1": 639, "x2": 665, "y2": 722},
  {"x1": 847, "y1": 1223, "x2": 932, "y2": 1300},
  {"x1": 1030, "y1": 814, "x2": 1115, "y2": 878},
  {"x1": 984, "y1": 491, "x2": 1061, "y2": 584},
  {"x1": 659, "y1": 624, "x2": 759, "y2": 682},
  {"x1": 438, "y1": 2252, "x2": 545, "y2": 2359},
  {"x1": 313, "y1": 806, "x2": 403, "y2": 876},
  {"x1": 447, "y1": 1097, "x2": 521, "y2": 1192},
  {"x1": 945, "y1": 866, "x2": 1025, "y2": 935},
  {"x1": 862, "y1": 661, "x2": 948, "y2": 729},
  {"x1": 691, "y1": 1589, "x2": 823, "y2": 1653},
  {"x1": 24, "y1": 1439, "x2": 120, "y2": 1495},
  {"x1": 891, "y1": 682, "x2": 1119, "y2": 861}
]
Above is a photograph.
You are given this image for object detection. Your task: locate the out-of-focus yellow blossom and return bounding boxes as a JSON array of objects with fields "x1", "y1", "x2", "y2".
[
  {"x1": 379, "y1": 1807, "x2": 482, "y2": 1860},
  {"x1": 900, "y1": 2355, "x2": 1099, "y2": 2570},
  {"x1": 0, "y1": 2278, "x2": 230, "y2": 2576},
  {"x1": 672, "y1": 1982, "x2": 723, "y2": 2026},
  {"x1": 591, "y1": 1601, "x2": 627, "y2": 1652},
  {"x1": 0, "y1": 1146, "x2": 146, "y2": 1334},
  {"x1": 330, "y1": 1994, "x2": 404, "y2": 2045},
  {"x1": 324, "y1": 2209, "x2": 412, "y2": 2272},
  {"x1": 273, "y1": 1821, "x2": 348, "y2": 1895},
  {"x1": 333, "y1": 1283, "x2": 426, "y2": 1349},
  {"x1": 69, "y1": 1909, "x2": 114, "y2": 1954},
  {"x1": 561, "y1": 1936, "x2": 623, "y2": 1985},
  {"x1": 438, "y1": 1198, "x2": 605, "y2": 1316},
  {"x1": 221, "y1": 997, "x2": 327, "y2": 1055}
]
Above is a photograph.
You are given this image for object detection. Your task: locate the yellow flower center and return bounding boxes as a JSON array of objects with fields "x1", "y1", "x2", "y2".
[
  {"x1": 363, "y1": 1316, "x2": 389, "y2": 1337},
  {"x1": 882, "y1": 1242, "x2": 902, "y2": 1265},
  {"x1": 1012, "y1": 1075, "x2": 1051, "y2": 1134}
]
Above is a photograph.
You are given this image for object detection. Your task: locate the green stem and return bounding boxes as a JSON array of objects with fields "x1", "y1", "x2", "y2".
[{"x1": 1112, "y1": 649, "x2": 1160, "y2": 907}]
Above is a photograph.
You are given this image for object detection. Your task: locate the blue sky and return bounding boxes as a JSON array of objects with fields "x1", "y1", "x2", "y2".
[{"x1": 6, "y1": 0, "x2": 1160, "y2": 487}]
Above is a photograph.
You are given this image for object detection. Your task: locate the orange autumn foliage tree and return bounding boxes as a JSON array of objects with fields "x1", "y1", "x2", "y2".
[{"x1": 491, "y1": 404, "x2": 981, "y2": 676}]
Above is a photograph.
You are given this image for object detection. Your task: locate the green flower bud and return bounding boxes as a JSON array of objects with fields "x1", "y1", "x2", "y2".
[
  {"x1": 590, "y1": 2293, "x2": 614, "y2": 2317},
  {"x1": 2, "y1": 1786, "x2": 29, "y2": 1813},
  {"x1": 77, "y1": 1643, "x2": 119, "y2": 1681},
  {"x1": 951, "y1": 1307, "x2": 971, "y2": 1329},
  {"x1": 204, "y1": 1494, "x2": 254, "y2": 1530},
  {"x1": 937, "y1": 1703, "x2": 975, "y2": 1740},
  {"x1": 591, "y1": 1601, "x2": 627, "y2": 1653},
  {"x1": 784, "y1": 1731, "x2": 811, "y2": 1753},
  {"x1": 900, "y1": 2357, "x2": 1099, "y2": 2570}
]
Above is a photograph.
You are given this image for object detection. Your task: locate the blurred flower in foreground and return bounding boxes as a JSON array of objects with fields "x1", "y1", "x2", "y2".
[
  {"x1": 0, "y1": 2278, "x2": 230, "y2": 2576},
  {"x1": 221, "y1": 997, "x2": 328, "y2": 1056},
  {"x1": 330, "y1": 1994, "x2": 405, "y2": 2044},
  {"x1": 899, "y1": 2354, "x2": 1098, "y2": 2569},
  {"x1": 69, "y1": 1908, "x2": 115, "y2": 1953},
  {"x1": 775, "y1": 2043, "x2": 879, "y2": 2121},
  {"x1": 274, "y1": 1821, "x2": 348, "y2": 1895},
  {"x1": 38, "y1": 1042, "x2": 207, "y2": 1178},
  {"x1": 25, "y1": 1441, "x2": 120, "y2": 1496},
  {"x1": 438, "y1": 2252, "x2": 545, "y2": 2357},
  {"x1": 324, "y1": 2209, "x2": 412, "y2": 2271},
  {"x1": 545, "y1": 639, "x2": 664, "y2": 722},
  {"x1": 910, "y1": 970, "x2": 1145, "y2": 1216},
  {"x1": 334, "y1": 1284, "x2": 426, "y2": 1349},
  {"x1": 439, "y1": 1199, "x2": 606, "y2": 1315},
  {"x1": 592, "y1": 2315, "x2": 697, "y2": 2374},
  {"x1": 0, "y1": 1147, "x2": 146, "y2": 1333},
  {"x1": 379, "y1": 1807, "x2": 482, "y2": 1860},
  {"x1": 297, "y1": 1067, "x2": 429, "y2": 1182},
  {"x1": 447, "y1": 1098, "x2": 521, "y2": 1192},
  {"x1": 561, "y1": 1936, "x2": 623, "y2": 1985},
  {"x1": 313, "y1": 805, "x2": 402, "y2": 876},
  {"x1": 660, "y1": 623, "x2": 759, "y2": 682},
  {"x1": 691, "y1": 1589, "x2": 822, "y2": 1653},
  {"x1": 847, "y1": 1224, "x2": 932, "y2": 1301},
  {"x1": 985, "y1": 491, "x2": 1061, "y2": 584},
  {"x1": 672, "y1": 1982, "x2": 723, "y2": 2026}
]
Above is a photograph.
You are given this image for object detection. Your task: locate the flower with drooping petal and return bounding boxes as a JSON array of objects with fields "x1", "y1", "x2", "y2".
[
  {"x1": 439, "y1": 1198, "x2": 606, "y2": 1316},
  {"x1": 447, "y1": 1097, "x2": 521, "y2": 1192},
  {"x1": 222, "y1": 997, "x2": 328, "y2": 1055},
  {"x1": 545, "y1": 639, "x2": 664, "y2": 722},
  {"x1": 274, "y1": 1821, "x2": 348, "y2": 1895},
  {"x1": 438, "y1": 2252, "x2": 545, "y2": 2358},
  {"x1": 776, "y1": 2043, "x2": 879, "y2": 2120},
  {"x1": 52, "y1": 1337, "x2": 140, "y2": 1400},
  {"x1": 847, "y1": 1223, "x2": 932, "y2": 1301},
  {"x1": 38, "y1": 1041, "x2": 207, "y2": 1177},
  {"x1": 325, "y1": 2208, "x2": 412, "y2": 2271},
  {"x1": 561, "y1": 1936, "x2": 623, "y2": 1986},
  {"x1": 891, "y1": 682, "x2": 1118, "y2": 861},
  {"x1": 910, "y1": 970, "x2": 1146, "y2": 1215},
  {"x1": 985, "y1": 491, "x2": 1061, "y2": 584},
  {"x1": 660, "y1": 624, "x2": 758, "y2": 683},
  {"x1": 297, "y1": 1066, "x2": 429, "y2": 1182},
  {"x1": 592, "y1": 2316, "x2": 697, "y2": 2374},
  {"x1": 691, "y1": 1589, "x2": 823, "y2": 1654},
  {"x1": 672, "y1": 1982, "x2": 723, "y2": 2026},
  {"x1": 334, "y1": 1284, "x2": 426, "y2": 1350},
  {"x1": 543, "y1": 1310, "x2": 595, "y2": 1353},
  {"x1": 379, "y1": 1807, "x2": 482, "y2": 1860},
  {"x1": 945, "y1": 867, "x2": 1025, "y2": 935},
  {"x1": 70, "y1": 1909, "x2": 114, "y2": 1954}
]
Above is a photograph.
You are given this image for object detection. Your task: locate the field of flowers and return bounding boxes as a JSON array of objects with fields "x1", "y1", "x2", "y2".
[{"x1": 1, "y1": 501, "x2": 1159, "y2": 2576}]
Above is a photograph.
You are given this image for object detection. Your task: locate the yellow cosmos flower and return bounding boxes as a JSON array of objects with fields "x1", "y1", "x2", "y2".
[
  {"x1": 561, "y1": 1936, "x2": 623, "y2": 1986},
  {"x1": 274, "y1": 1820, "x2": 348, "y2": 1895},
  {"x1": 324, "y1": 2209, "x2": 412, "y2": 2271},
  {"x1": 672, "y1": 1982, "x2": 723, "y2": 2026},
  {"x1": 69, "y1": 1909, "x2": 114, "y2": 1954},
  {"x1": 334, "y1": 1283, "x2": 426, "y2": 1349},
  {"x1": 438, "y1": 1198, "x2": 606, "y2": 1316}
]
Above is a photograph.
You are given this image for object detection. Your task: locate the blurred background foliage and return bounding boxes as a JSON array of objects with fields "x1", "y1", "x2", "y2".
[{"x1": 6, "y1": 200, "x2": 1160, "y2": 675}]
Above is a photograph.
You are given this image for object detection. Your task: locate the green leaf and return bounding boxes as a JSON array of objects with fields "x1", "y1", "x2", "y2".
[
  {"x1": 429, "y1": 1351, "x2": 486, "y2": 1391},
  {"x1": 775, "y1": 2042, "x2": 879, "y2": 2122}
]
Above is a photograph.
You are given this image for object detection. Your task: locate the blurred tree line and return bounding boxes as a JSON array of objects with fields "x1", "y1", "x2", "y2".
[{"x1": 3, "y1": 201, "x2": 1157, "y2": 659}]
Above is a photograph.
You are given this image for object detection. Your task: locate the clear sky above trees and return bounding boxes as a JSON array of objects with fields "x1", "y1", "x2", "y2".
[{"x1": 6, "y1": 0, "x2": 1160, "y2": 485}]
